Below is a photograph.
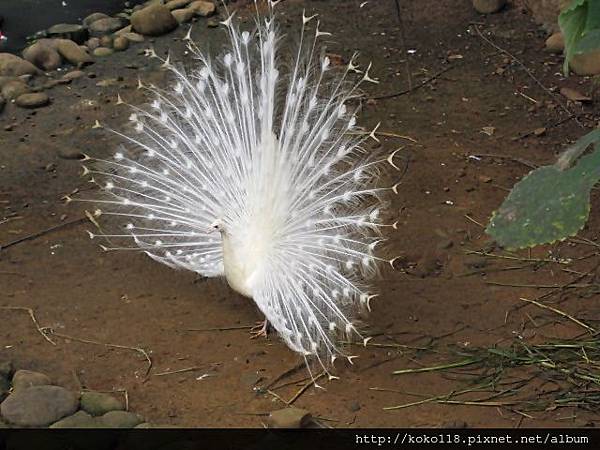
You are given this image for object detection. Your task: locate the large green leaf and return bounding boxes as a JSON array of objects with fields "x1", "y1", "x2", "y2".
[
  {"x1": 559, "y1": 0, "x2": 588, "y2": 74},
  {"x1": 486, "y1": 130, "x2": 600, "y2": 250}
]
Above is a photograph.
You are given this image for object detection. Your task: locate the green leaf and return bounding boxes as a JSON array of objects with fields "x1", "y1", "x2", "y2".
[
  {"x1": 486, "y1": 130, "x2": 600, "y2": 250},
  {"x1": 559, "y1": 0, "x2": 588, "y2": 74},
  {"x1": 584, "y1": 0, "x2": 600, "y2": 30},
  {"x1": 575, "y1": 28, "x2": 600, "y2": 53}
]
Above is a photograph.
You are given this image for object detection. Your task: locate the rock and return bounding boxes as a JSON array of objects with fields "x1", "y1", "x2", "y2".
[
  {"x1": 98, "y1": 410, "x2": 142, "y2": 428},
  {"x1": 0, "y1": 369, "x2": 9, "y2": 400},
  {"x1": 86, "y1": 37, "x2": 101, "y2": 50},
  {"x1": 50, "y1": 410, "x2": 98, "y2": 428},
  {"x1": 1, "y1": 80, "x2": 29, "y2": 100},
  {"x1": 472, "y1": 0, "x2": 506, "y2": 14},
  {"x1": 47, "y1": 24, "x2": 89, "y2": 44},
  {"x1": 93, "y1": 47, "x2": 114, "y2": 57},
  {"x1": 0, "y1": 76, "x2": 19, "y2": 89},
  {"x1": 122, "y1": 32, "x2": 145, "y2": 43},
  {"x1": 89, "y1": 17, "x2": 126, "y2": 37},
  {"x1": 560, "y1": 87, "x2": 591, "y2": 102},
  {"x1": 96, "y1": 78, "x2": 120, "y2": 88},
  {"x1": 0, "y1": 95, "x2": 5, "y2": 114},
  {"x1": 131, "y1": 4, "x2": 178, "y2": 36},
  {"x1": 0, "y1": 386, "x2": 79, "y2": 427},
  {"x1": 80, "y1": 391, "x2": 124, "y2": 416},
  {"x1": 172, "y1": 8, "x2": 195, "y2": 24},
  {"x1": 58, "y1": 147, "x2": 84, "y2": 159},
  {"x1": 83, "y1": 12, "x2": 110, "y2": 28},
  {"x1": 189, "y1": 1, "x2": 216, "y2": 17},
  {"x1": 134, "y1": 422, "x2": 152, "y2": 428},
  {"x1": 545, "y1": 32, "x2": 564, "y2": 54},
  {"x1": 268, "y1": 408, "x2": 312, "y2": 428},
  {"x1": 113, "y1": 36, "x2": 130, "y2": 51},
  {"x1": 55, "y1": 39, "x2": 93, "y2": 66},
  {"x1": 569, "y1": 49, "x2": 600, "y2": 76},
  {"x1": 61, "y1": 70, "x2": 85, "y2": 82},
  {"x1": 166, "y1": 0, "x2": 192, "y2": 10},
  {"x1": 22, "y1": 40, "x2": 62, "y2": 71},
  {"x1": 15, "y1": 92, "x2": 50, "y2": 108},
  {"x1": 12, "y1": 370, "x2": 51, "y2": 391},
  {"x1": 115, "y1": 25, "x2": 133, "y2": 36},
  {"x1": 99, "y1": 35, "x2": 114, "y2": 48}
]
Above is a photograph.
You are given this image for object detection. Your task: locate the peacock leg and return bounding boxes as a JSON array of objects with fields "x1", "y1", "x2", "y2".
[{"x1": 250, "y1": 319, "x2": 269, "y2": 339}]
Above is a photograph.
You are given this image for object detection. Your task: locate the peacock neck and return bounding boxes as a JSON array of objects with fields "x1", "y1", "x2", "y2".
[{"x1": 221, "y1": 232, "x2": 255, "y2": 298}]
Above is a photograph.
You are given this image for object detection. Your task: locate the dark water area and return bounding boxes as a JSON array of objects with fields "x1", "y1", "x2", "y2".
[{"x1": 0, "y1": 0, "x2": 145, "y2": 53}]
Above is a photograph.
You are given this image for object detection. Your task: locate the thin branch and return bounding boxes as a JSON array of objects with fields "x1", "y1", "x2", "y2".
[
  {"x1": 0, "y1": 217, "x2": 87, "y2": 251},
  {"x1": 46, "y1": 329, "x2": 153, "y2": 377},
  {"x1": 369, "y1": 66, "x2": 454, "y2": 100},
  {"x1": 0, "y1": 306, "x2": 56, "y2": 345},
  {"x1": 518, "y1": 297, "x2": 597, "y2": 334}
]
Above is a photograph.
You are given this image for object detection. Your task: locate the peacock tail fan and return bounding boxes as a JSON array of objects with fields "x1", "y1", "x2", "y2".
[{"x1": 74, "y1": 0, "x2": 401, "y2": 386}]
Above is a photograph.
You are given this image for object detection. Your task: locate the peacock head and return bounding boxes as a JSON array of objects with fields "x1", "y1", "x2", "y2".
[{"x1": 208, "y1": 219, "x2": 225, "y2": 234}]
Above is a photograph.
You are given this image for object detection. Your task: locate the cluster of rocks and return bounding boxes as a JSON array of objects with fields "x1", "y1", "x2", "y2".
[
  {"x1": 0, "y1": 0, "x2": 216, "y2": 114},
  {"x1": 0, "y1": 361, "x2": 149, "y2": 428}
]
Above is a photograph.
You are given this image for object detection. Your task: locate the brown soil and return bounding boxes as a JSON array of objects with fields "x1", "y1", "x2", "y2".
[{"x1": 2, "y1": 0, "x2": 600, "y2": 428}]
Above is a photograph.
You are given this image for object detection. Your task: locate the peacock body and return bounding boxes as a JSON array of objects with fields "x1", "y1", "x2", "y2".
[{"x1": 80, "y1": 0, "x2": 399, "y2": 383}]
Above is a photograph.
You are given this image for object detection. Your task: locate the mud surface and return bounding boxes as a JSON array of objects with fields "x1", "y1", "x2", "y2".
[{"x1": 2, "y1": 0, "x2": 600, "y2": 427}]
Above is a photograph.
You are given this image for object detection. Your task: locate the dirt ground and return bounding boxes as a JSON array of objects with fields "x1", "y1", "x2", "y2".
[{"x1": 2, "y1": 0, "x2": 600, "y2": 428}]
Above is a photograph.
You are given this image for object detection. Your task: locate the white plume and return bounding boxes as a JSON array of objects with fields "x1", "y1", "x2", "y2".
[{"x1": 79, "y1": 1, "x2": 399, "y2": 384}]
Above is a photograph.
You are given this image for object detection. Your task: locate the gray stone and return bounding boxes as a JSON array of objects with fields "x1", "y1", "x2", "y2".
[
  {"x1": 189, "y1": 1, "x2": 216, "y2": 17},
  {"x1": 99, "y1": 35, "x2": 114, "y2": 48},
  {"x1": 98, "y1": 410, "x2": 142, "y2": 428},
  {"x1": 172, "y1": 8, "x2": 195, "y2": 24},
  {"x1": 83, "y1": 12, "x2": 111, "y2": 28},
  {"x1": 131, "y1": 4, "x2": 178, "y2": 36},
  {"x1": 115, "y1": 25, "x2": 133, "y2": 36},
  {"x1": 0, "y1": 77, "x2": 18, "y2": 89},
  {"x1": 12, "y1": 370, "x2": 52, "y2": 391},
  {"x1": 113, "y1": 36, "x2": 130, "y2": 51},
  {"x1": 166, "y1": 0, "x2": 192, "y2": 10},
  {"x1": 570, "y1": 49, "x2": 600, "y2": 76},
  {"x1": 61, "y1": 70, "x2": 85, "y2": 82},
  {"x1": 80, "y1": 391, "x2": 124, "y2": 416},
  {"x1": 22, "y1": 40, "x2": 62, "y2": 71},
  {"x1": 122, "y1": 32, "x2": 145, "y2": 43},
  {"x1": 0, "y1": 385, "x2": 79, "y2": 427},
  {"x1": 15, "y1": 92, "x2": 50, "y2": 108},
  {"x1": 545, "y1": 32, "x2": 564, "y2": 54},
  {"x1": 86, "y1": 37, "x2": 101, "y2": 51},
  {"x1": 47, "y1": 24, "x2": 88, "y2": 44},
  {"x1": 1, "y1": 80, "x2": 29, "y2": 100},
  {"x1": 134, "y1": 422, "x2": 152, "y2": 428},
  {"x1": 472, "y1": 0, "x2": 506, "y2": 14},
  {"x1": 93, "y1": 47, "x2": 114, "y2": 57},
  {"x1": 58, "y1": 147, "x2": 84, "y2": 159},
  {"x1": 55, "y1": 39, "x2": 93, "y2": 66},
  {"x1": 268, "y1": 408, "x2": 312, "y2": 428},
  {"x1": 89, "y1": 17, "x2": 126, "y2": 37},
  {"x1": 50, "y1": 410, "x2": 98, "y2": 428}
]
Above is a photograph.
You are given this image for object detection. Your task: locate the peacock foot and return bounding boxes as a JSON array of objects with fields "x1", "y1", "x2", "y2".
[{"x1": 250, "y1": 320, "x2": 269, "y2": 339}]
